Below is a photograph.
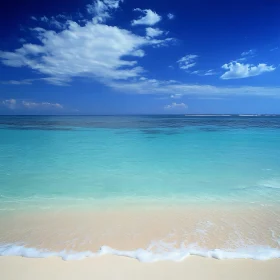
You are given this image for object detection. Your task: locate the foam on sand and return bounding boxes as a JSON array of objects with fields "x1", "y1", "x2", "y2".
[{"x1": 1, "y1": 243, "x2": 280, "y2": 262}]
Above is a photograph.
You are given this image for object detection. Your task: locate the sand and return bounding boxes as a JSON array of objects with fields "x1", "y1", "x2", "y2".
[
  {"x1": 0, "y1": 256, "x2": 280, "y2": 280},
  {"x1": 1, "y1": 204, "x2": 280, "y2": 279},
  {"x1": 0, "y1": 204, "x2": 280, "y2": 251}
]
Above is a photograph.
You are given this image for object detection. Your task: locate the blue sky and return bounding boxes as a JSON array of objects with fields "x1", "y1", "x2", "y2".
[{"x1": 0, "y1": 0, "x2": 280, "y2": 114}]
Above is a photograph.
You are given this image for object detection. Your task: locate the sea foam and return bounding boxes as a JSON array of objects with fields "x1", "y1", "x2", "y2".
[{"x1": 1, "y1": 243, "x2": 280, "y2": 262}]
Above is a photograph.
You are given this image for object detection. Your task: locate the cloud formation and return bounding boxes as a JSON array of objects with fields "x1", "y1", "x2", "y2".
[
  {"x1": 2, "y1": 99, "x2": 17, "y2": 109},
  {"x1": 0, "y1": 1, "x2": 172, "y2": 86},
  {"x1": 221, "y1": 62, "x2": 276, "y2": 80},
  {"x1": 1, "y1": 0, "x2": 278, "y2": 102},
  {"x1": 87, "y1": 0, "x2": 122, "y2": 23},
  {"x1": 204, "y1": 70, "x2": 217, "y2": 76},
  {"x1": 31, "y1": 14, "x2": 71, "y2": 30},
  {"x1": 177, "y1": 54, "x2": 198, "y2": 70},
  {"x1": 1, "y1": 79, "x2": 34, "y2": 85},
  {"x1": 241, "y1": 49, "x2": 256, "y2": 57},
  {"x1": 108, "y1": 78, "x2": 280, "y2": 96},
  {"x1": 0, "y1": 25, "x2": 146, "y2": 82},
  {"x1": 170, "y1": 94, "x2": 182, "y2": 99},
  {"x1": 167, "y1": 13, "x2": 174, "y2": 20},
  {"x1": 146, "y1": 27, "x2": 164, "y2": 38},
  {"x1": 164, "y1": 102, "x2": 187, "y2": 110},
  {"x1": 131, "y1": 8, "x2": 161, "y2": 26},
  {"x1": 191, "y1": 69, "x2": 217, "y2": 76},
  {"x1": 22, "y1": 101, "x2": 63, "y2": 109},
  {"x1": 1, "y1": 99, "x2": 63, "y2": 110}
]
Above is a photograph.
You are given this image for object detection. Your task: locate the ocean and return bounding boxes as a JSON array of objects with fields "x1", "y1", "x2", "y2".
[{"x1": 0, "y1": 115, "x2": 280, "y2": 261}]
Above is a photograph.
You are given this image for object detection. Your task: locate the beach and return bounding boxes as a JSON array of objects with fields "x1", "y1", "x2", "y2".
[
  {"x1": 1, "y1": 0, "x2": 280, "y2": 276},
  {"x1": 0, "y1": 205, "x2": 280, "y2": 257},
  {"x1": 1, "y1": 256, "x2": 280, "y2": 280},
  {"x1": 1, "y1": 115, "x2": 280, "y2": 278}
]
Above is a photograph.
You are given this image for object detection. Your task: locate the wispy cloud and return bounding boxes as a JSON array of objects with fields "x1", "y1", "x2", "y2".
[
  {"x1": 191, "y1": 69, "x2": 217, "y2": 76},
  {"x1": 170, "y1": 94, "x2": 182, "y2": 99},
  {"x1": 241, "y1": 49, "x2": 256, "y2": 57},
  {"x1": 177, "y1": 54, "x2": 198, "y2": 70},
  {"x1": 1, "y1": 79, "x2": 34, "y2": 85},
  {"x1": 22, "y1": 101, "x2": 63, "y2": 109},
  {"x1": 270, "y1": 47, "x2": 279, "y2": 52},
  {"x1": 31, "y1": 14, "x2": 70, "y2": 30},
  {"x1": 167, "y1": 13, "x2": 174, "y2": 20},
  {"x1": 164, "y1": 102, "x2": 187, "y2": 110},
  {"x1": 236, "y1": 49, "x2": 257, "y2": 62},
  {"x1": 1, "y1": 99, "x2": 63, "y2": 110},
  {"x1": 131, "y1": 8, "x2": 161, "y2": 26},
  {"x1": 108, "y1": 78, "x2": 280, "y2": 96},
  {"x1": 87, "y1": 0, "x2": 122, "y2": 23},
  {"x1": 2, "y1": 99, "x2": 17, "y2": 109},
  {"x1": 0, "y1": 77, "x2": 71, "y2": 86},
  {"x1": 204, "y1": 69, "x2": 217, "y2": 76},
  {"x1": 146, "y1": 27, "x2": 164, "y2": 38},
  {"x1": 220, "y1": 62, "x2": 276, "y2": 80}
]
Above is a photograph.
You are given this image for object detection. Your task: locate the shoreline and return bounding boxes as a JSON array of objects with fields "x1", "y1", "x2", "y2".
[{"x1": 0, "y1": 205, "x2": 280, "y2": 259}]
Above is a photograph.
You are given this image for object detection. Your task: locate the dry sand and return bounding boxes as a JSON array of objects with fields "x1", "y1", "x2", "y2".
[{"x1": 0, "y1": 256, "x2": 280, "y2": 280}]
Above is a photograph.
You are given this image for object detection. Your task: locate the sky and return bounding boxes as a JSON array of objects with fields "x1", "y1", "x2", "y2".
[{"x1": 0, "y1": 0, "x2": 280, "y2": 115}]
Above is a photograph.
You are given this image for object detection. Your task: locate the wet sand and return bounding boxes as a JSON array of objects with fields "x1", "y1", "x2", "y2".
[{"x1": 0, "y1": 204, "x2": 279, "y2": 252}]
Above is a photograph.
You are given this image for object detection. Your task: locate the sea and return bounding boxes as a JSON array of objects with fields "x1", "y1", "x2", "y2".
[{"x1": 0, "y1": 115, "x2": 280, "y2": 261}]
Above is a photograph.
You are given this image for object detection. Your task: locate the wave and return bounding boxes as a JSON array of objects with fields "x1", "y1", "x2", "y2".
[
  {"x1": 1, "y1": 243, "x2": 280, "y2": 262},
  {"x1": 184, "y1": 115, "x2": 232, "y2": 117},
  {"x1": 232, "y1": 180, "x2": 280, "y2": 193},
  {"x1": 238, "y1": 114, "x2": 260, "y2": 117}
]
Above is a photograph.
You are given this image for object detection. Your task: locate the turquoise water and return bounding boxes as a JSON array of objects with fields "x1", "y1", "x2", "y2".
[
  {"x1": 1, "y1": 115, "x2": 280, "y2": 260},
  {"x1": 1, "y1": 115, "x2": 280, "y2": 209}
]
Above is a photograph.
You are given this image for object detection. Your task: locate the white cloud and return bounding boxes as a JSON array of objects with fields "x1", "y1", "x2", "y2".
[
  {"x1": 1, "y1": 79, "x2": 34, "y2": 85},
  {"x1": 34, "y1": 15, "x2": 69, "y2": 30},
  {"x1": 241, "y1": 49, "x2": 256, "y2": 57},
  {"x1": 131, "y1": 9, "x2": 161, "y2": 26},
  {"x1": 87, "y1": 0, "x2": 122, "y2": 23},
  {"x1": 1, "y1": 77, "x2": 71, "y2": 86},
  {"x1": 146, "y1": 27, "x2": 164, "y2": 38},
  {"x1": 221, "y1": 62, "x2": 276, "y2": 80},
  {"x1": 22, "y1": 101, "x2": 63, "y2": 109},
  {"x1": 108, "y1": 78, "x2": 280, "y2": 96},
  {"x1": 191, "y1": 70, "x2": 199, "y2": 75},
  {"x1": 170, "y1": 94, "x2": 182, "y2": 99},
  {"x1": 270, "y1": 47, "x2": 278, "y2": 52},
  {"x1": 40, "y1": 16, "x2": 48, "y2": 22},
  {"x1": 0, "y1": 25, "x2": 167, "y2": 84},
  {"x1": 1, "y1": 99, "x2": 63, "y2": 110},
  {"x1": 167, "y1": 13, "x2": 174, "y2": 20},
  {"x1": 164, "y1": 102, "x2": 187, "y2": 110},
  {"x1": 0, "y1": 1, "x2": 172, "y2": 86},
  {"x1": 204, "y1": 69, "x2": 217, "y2": 76},
  {"x1": 237, "y1": 49, "x2": 256, "y2": 62},
  {"x1": 177, "y1": 54, "x2": 198, "y2": 70},
  {"x1": 2, "y1": 99, "x2": 17, "y2": 109},
  {"x1": 40, "y1": 77, "x2": 71, "y2": 86},
  {"x1": 191, "y1": 69, "x2": 217, "y2": 76}
]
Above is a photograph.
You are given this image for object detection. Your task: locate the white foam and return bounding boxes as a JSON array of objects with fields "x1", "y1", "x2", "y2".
[
  {"x1": 238, "y1": 114, "x2": 259, "y2": 117},
  {"x1": 1, "y1": 243, "x2": 280, "y2": 262}
]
